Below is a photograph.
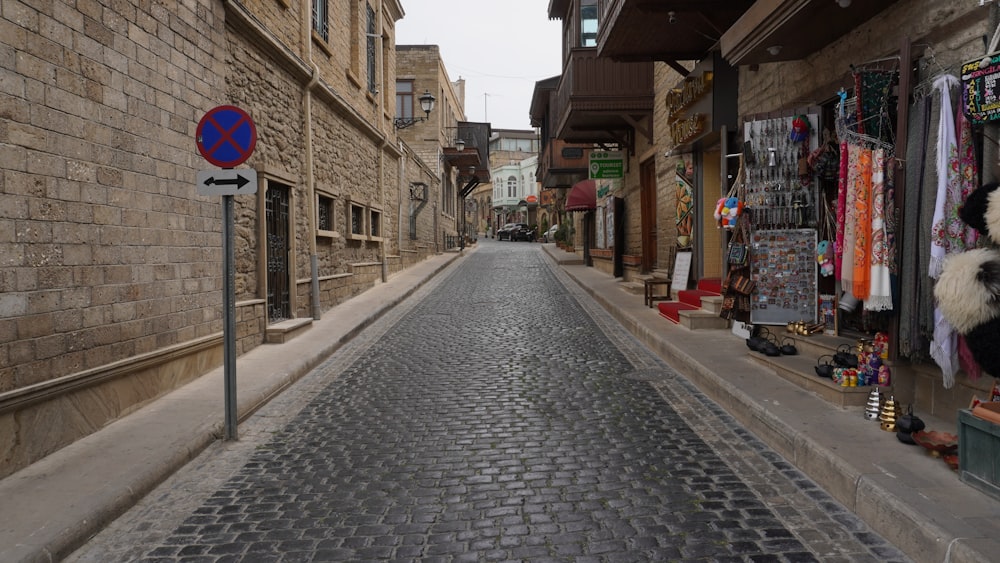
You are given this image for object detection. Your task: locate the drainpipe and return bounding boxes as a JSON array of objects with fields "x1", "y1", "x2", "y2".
[
  {"x1": 300, "y1": 0, "x2": 321, "y2": 319},
  {"x1": 376, "y1": 4, "x2": 389, "y2": 283},
  {"x1": 305, "y1": 63, "x2": 321, "y2": 319},
  {"x1": 398, "y1": 142, "x2": 406, "y2": 254}
]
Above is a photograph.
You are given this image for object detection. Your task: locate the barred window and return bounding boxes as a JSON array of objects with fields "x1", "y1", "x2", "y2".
[
  {"x1": 317, "y1": 194, "x2": 334, "y2": 231},
  {"x1": 366, "y1": 3, "x2": 377, "y2": 94},
  {"x1": 312, "y1": 0, "x2": 328, "y2": 42}
]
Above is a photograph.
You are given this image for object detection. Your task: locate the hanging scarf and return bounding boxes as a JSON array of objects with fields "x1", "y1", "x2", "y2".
[
  {"x1": 929, "y1": 74, "x2": 964, "y2": 278},
  {"x1": 931, "y1": 309, "x2": 958, "y2": 388},
  {"x1": 929, "y1": 74, "x2": 961, "y2": 384},
  {"x1": 865, "y1": 149, "x2": 892, "y2": 311},
  {"x1": 852, "y1": 148, "x2": 873, "y2": 300},
  {"x1": 841, "y1": 144, "x2": 860, "y2": 291},
  {"x1": 956, "y1": 108, "x2": 980, "y2": 248},
  {"x1": 835, "y1": 141, "x2": 849, "y2": 279}
]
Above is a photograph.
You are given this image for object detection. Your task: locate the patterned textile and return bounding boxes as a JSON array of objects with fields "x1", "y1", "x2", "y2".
[
  {"x1": 852, "y1": 148, "x2": 873, "y2": 300},
  {"x1": 929, "y1": 74, "x2": 961, "y2": 385},
  {"x1": 929, "y1": 75, "x2": 977, "y2": 278},
  {"x1": 841, "y1": 144, "x2": 859, "y2": 291},
  {"x1": 856, "y1": 70, "x2": 897, "y2": 142},
  {"x1": 835, "y1": 141, "x2": 849, "y2": 279},
  {"x1": 865, "y1": 149, "x2": 892, "y2": 311}
]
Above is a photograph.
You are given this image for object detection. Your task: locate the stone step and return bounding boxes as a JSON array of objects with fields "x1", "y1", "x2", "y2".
[
  {"x1": 700, "y1": 294, "x2": 724, "y2": 315},
  {"x1": 747, "y1": 351, "x2": 872, "y2": 408},
  {"x1": 678, "y1": 308, "x2": 729, "y2": 330},
  {"x1": 755, "y1": 329, "x2": 857, "y2": 361},
  {"x1": 619, "y1": 281, "x2": 645, "y2": 295},
  {"x1": 265, "y1": 317, "x2": 313, "y2": 344}
]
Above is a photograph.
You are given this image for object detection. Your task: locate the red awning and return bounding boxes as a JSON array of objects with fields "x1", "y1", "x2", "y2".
[{"x1": 565, "y1": 179, "x2": 596, "y2": 212}]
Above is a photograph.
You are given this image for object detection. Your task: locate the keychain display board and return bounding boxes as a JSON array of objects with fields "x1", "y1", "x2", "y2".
[{"x1": 750, "y1": 228, "x2": 818, "y2": 325}]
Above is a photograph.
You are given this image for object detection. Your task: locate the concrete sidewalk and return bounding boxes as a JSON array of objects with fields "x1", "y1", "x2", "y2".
[{"x1": 2, "y1": 242, "x2": 997, "y2": 563}]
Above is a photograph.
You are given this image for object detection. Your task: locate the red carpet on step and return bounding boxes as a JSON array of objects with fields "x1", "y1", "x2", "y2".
[
  {"x1": 657, "y1": 301, "x2": 698, "y2": 323},
  {"x1": 657, "y1": 278, "x2": 722, "y2": 324},
  {"x1": 698, "y1": 278, "x2": 723, "y2": 294}
]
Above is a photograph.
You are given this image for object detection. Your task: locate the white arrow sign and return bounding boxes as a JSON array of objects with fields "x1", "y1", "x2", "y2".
[{"x1": 197, "y1": 169, "x2": 258, "y2": 196}]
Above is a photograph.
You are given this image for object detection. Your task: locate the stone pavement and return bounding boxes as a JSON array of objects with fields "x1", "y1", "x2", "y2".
[{"x1": 0, "y1": 241, "x2": 996, "y2": 562}]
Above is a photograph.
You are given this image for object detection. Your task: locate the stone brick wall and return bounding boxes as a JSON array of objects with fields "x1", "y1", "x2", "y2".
[
  {"x1": 0, "y1": 0, "x2": 226, "y2": 391},
  {"x1": 0, "y1": 0, "x2": 451, "y2": 479},
  {"x1": 738, "y1": 2, "x2": 987, "y2": 117}
]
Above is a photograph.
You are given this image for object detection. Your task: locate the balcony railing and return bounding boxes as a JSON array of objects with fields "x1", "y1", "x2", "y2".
[{"x1": 553, "y1": 48, "x2": 654, "y2": 145}]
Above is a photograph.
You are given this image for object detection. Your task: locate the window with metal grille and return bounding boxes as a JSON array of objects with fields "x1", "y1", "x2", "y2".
[
  {"x1": 317, "y1": 194, "x2": 334, "y2": 231},
  {"x1": 312, "y1": 0, "x2": 328, "y2": 42},
  {"x1": 351, "y1": 202, "x2": 364, "y2": 235},
  {"x1": 366, "y1": 3, "x2": 377, "y2": 94},
  {"x1": 369, "y1": 209, "x2": 381, "y2": 238}
]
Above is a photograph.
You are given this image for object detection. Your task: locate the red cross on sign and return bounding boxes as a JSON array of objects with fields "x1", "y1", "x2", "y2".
[{"x1": 196, "y1": 105, "x2": 257, "y2": 168}]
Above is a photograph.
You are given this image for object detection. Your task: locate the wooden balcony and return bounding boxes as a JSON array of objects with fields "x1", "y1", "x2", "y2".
[
  {"x1": 537, "y1": 139, "x2": 591, "y2": 189},
  {"x1": 553, "y1": 48, "x2": 654, "y2": 148},
  {"x1": 598, "y1": 0, "x2": 754, "y2": 62}
]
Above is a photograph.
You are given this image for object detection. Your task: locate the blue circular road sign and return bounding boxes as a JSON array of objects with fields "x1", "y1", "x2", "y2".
[{"x1": 196, "y1": 105, "x2": 257, "y2": 168}]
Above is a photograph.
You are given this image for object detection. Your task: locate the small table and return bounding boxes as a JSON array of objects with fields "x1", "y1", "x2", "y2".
[{"x1": 644, "y1": 278, "x2": 672, "y2": 308}]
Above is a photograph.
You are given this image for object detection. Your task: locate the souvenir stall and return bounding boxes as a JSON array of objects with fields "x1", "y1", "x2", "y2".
[{"x1": 719, "y1": 113, "x2": 821, "y2": 326}]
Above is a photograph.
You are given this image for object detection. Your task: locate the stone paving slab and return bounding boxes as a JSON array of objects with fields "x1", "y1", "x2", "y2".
[{"x1": 67, "y1": 243, "x2": 908, "y2": 562}]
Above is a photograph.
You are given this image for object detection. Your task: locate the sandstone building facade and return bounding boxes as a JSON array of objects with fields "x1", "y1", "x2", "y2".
[{"x1": 0, "y1": 0, "x2": 461, "y2": 478}]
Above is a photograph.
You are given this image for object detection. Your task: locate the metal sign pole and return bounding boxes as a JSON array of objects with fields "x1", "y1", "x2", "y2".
[
  {"x1": 196, "y1": 105, "x2": 257, "y2": 443},
  {"x1": 222, "y1": 194, "x2": 238, "y2": 440}
]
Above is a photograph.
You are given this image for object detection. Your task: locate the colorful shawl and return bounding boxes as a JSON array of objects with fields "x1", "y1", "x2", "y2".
[
  {"x1": 841, "y1": 144, "x2": 860, "y2": 292},
  {"x1": 865, "y1": 149, "x2": 892, "y2": 311},
  {"x1": 929, "y1": 74, "x2": 961, "y2": 385},
  {"x1": 834, "y1": 141, "x2": 849, "y2": 279},
  {"x1": 929, "y1": 74, "x2": 965, "y2": 278},
  {"x1": 852, "y1": 148, "x2": 873, "y2": 300}
]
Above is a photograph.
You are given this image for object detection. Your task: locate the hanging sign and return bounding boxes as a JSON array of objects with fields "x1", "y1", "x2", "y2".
[
  {"x1": 589, "y1": 151, "x2": 624, "y2": 180},
  {"x1": 961, "y1": 52, "x2": 1000, "y2": 123}
]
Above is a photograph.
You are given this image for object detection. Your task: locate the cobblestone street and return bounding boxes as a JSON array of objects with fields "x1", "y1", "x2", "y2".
[{"x1": 67, "y1": 242, "x2": 909, "y2": 562}]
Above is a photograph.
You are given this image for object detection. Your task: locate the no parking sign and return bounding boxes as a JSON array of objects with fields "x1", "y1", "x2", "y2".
[{"x1": 196, "y1": 105, "x2": 257, "y2": 168}]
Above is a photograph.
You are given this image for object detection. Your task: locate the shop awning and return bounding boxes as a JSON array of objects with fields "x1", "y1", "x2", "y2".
[{"x1": 566, "y1": 179, "x2": 596, "y2": 212}]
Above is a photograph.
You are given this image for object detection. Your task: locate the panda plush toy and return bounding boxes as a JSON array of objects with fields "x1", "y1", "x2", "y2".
[{"x1": 933, "y1": 182, "x2": 1000, "y2": 376}]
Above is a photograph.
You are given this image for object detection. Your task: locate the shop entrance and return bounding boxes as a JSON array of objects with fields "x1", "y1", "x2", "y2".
[
  {"x1": 265, "y1": 182, "x2": 291, "y2": 322},
  {"x1": 640, "y1": 159, "x2": 657, "y2": 272},
  {"x1": 700, "y1": 147, "x2": 724, "y2": 280}
]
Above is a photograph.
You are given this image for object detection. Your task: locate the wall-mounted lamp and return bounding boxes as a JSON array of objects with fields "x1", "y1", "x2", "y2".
[
  {"x1": 468, "y1": 166, "x2": 476, "y2": 176},
  {"x1": 766, "y1": 45, "x2": 783, "y2": 56},
  {"x1": 836, "y1": 0, "x2": 851, "y2": 7},
  {"x1": 455, "y1": 138, "x2": 465, "y2": 152},
  {"x1": 394, "y1": 89, "x2": 436, "y2": 129}
]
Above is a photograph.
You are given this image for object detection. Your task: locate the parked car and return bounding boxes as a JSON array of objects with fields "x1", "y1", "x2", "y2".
[
  {"x1": 510, "y1": 224, "x2": 536, "y2": 242},
  {"x1": 542, "y1": 224, "x2": 559, "y2": 242},
  {"x1": 496, "y1": 223, "x2": 519, "y2": 241}
]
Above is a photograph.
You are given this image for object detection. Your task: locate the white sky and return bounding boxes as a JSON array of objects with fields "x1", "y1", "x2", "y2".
[{"x1": 395, "y1": 1, "x2": 564, "y2": 131}]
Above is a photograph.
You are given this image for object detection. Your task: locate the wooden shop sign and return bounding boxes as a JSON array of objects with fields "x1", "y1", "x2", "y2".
[
  {"x1": 665, "y1": 71, "x2": 713, "y2": 122},
  {"x1": 962, "y1": 52, "x2": 1000, "y2": 124},
  {"x1": 669, "y1": 114, "x2": 707, "y2": 145}
]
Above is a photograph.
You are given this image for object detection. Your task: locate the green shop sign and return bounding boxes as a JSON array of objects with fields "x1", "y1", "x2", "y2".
[{"x1": 589, "y1": 151, "x2": 623, "y2": 179}]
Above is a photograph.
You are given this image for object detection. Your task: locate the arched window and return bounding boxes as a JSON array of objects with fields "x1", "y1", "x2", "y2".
[{"x1": 507, "y1": 176, "x2": 517, "y2": 198}]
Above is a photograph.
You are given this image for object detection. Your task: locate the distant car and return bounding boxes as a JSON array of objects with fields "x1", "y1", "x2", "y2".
[
  {"x1": 496, "y1": 223, "x2": 519, "y2": 241},
  {"x1": 542, "y1": 224, "x2": 559, "y2": 242},
  {"x1": 510, "y1": 224, "x2": 536, "y2": 242}
]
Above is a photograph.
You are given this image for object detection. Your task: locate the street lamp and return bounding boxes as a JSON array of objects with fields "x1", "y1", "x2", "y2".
[
  {"x1": 394, "y1": 89, "x2": 436, "y2": 129},
  {"x1": 455, "y1": 138, "x2": 465, "y2": 152}
]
